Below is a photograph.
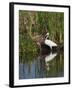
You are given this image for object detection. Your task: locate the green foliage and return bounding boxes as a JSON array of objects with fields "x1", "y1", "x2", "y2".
[
  {"x1": 19, "y1": 10, "x2": 64, "y2": 59},
  {"x1": 19, "y1": 34, "x2": 39, "y2": 60}
]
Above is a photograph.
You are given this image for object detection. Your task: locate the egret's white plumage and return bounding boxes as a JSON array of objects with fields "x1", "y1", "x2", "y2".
[
  {"x1": 45, "y1": 39, "x2": 57, "y2": 48},
  {"x1": 44, "y1": 33, "x2": 57, "y2": 49}
]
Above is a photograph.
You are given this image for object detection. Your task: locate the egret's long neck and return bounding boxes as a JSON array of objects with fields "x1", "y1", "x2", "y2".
[{"x1": 46, "y1": 35, "x2": 49, "y2": 39}]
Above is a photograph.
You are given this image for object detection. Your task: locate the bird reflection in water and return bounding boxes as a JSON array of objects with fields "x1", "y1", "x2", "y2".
[{"x1": 19, "y1": 51, "x2": 64, "y2": 79}]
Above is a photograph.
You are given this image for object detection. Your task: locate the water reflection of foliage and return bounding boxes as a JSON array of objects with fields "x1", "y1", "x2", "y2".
[
  {"x1": 19, "y1": 52, "x2": 64, "y2": 79},
  {"x1": 19, "y1": 51, "x2": 38, "y2": 64}
]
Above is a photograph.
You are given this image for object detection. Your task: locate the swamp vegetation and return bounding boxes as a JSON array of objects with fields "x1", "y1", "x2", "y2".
[{"x1": 19, "y1": 10, "x2": 64, "y2": 62}]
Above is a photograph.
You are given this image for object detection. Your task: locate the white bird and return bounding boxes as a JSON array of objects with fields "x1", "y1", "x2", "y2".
[{"x1": 44, "y1": 33, "x2": 57, "y2": 49}]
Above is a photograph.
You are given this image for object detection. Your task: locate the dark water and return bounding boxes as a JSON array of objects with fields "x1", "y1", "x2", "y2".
[{"x1": 19, "y1": 52, "x2": 64, "y2": 79}]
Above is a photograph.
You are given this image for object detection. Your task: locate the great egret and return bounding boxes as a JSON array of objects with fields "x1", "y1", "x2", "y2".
[{"x1": 44, "y1": 33, "x2": 57, "y2": 49}]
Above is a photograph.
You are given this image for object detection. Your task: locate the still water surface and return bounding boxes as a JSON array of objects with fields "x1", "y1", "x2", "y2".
[{"x1": 19, "y1": 52, "x2": 64, "y2": 79}]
